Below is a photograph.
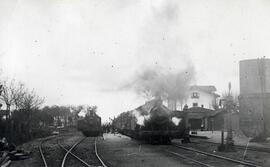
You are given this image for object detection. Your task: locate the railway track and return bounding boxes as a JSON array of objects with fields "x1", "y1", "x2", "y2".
[
  {"x1": 39, "y1": 136, "x2": 58, "y2": 167},
  {"x1": 39, "y1": 135, "x2": 107, "y2": 167},
  {"x1": 167, "y1": 143, "x2": 261, "y2": 167},
  {"x1": 192, "y1": 139, "x2": 270, "y2": 154}
]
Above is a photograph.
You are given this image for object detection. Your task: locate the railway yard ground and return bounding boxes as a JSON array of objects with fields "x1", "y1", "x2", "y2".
[{"x1": 7, "y1": 130, "x2": 270, "y2": 167}]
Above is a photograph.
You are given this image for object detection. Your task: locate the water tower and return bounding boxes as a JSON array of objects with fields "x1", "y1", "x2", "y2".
[{"x1": 239, "y1": 58, "x2": 270, "y2": 138}]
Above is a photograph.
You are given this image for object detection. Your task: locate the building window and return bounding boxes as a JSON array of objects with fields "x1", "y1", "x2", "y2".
[
  {"x1": 193, "y1": 103, "x2": 198, "y2": 107},
  {"x1": 191, "y1": 92, "x2": 200, "y2": 98}
]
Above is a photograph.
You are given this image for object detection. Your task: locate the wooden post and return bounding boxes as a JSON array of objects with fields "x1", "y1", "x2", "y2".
[
  {"x1": 218, "y1": 129, "x2": 225, "y2": 151},
  {"x1": 221, "y1": 130, "x2": 224, "y2": 145}
]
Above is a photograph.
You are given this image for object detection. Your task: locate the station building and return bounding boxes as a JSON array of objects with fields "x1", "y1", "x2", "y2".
[
  {"x1": 168, "y1": 85, "x2": 221, "y2": 131},
  {"x1": 167, "y1": 85, "x2": 220, "y2": 111},
  {"x1": 184, "y1": 85, "x2": 220, "y2": 110}
]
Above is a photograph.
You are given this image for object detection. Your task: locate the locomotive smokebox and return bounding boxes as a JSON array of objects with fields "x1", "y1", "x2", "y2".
[{"x1": 239, "y1": 58, "x2": 270, "y2": 138}]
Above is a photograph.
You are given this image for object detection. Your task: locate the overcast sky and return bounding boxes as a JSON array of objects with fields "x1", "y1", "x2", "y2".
[{"x1": 1, "y1": 0, "x2": 270, "y2": 122}]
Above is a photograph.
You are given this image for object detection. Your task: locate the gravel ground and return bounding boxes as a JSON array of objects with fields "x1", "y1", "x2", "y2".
[
  {"x1": 166, "y1": 144, "x2": 240, "y2": 167},
  {"x1": 65, "y1": 137, "x2": 103, "y2": 167},
  {"x1": 9, "y1": 130, "x2": 83, "y2": 167},
  {"x1": 40, "y1": 136, "x2": 66, "y2": 167},
  {"x1": 9, "y1": 137, "x2": 45, "y2": 167},
  {"x1": 191, "y1": 131, "x2": 270, "y2": 149},
  {"x1": 11, "y1": 131, "x2": 269, "y2": 167},
  {"x1": 98, "y1": 133, "x2": 193, "y2": 167}
]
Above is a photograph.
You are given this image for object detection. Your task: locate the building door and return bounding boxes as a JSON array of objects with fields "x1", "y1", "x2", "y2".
[{"x1": 189, "y1": 119, "x2": 202, "y2": 130}]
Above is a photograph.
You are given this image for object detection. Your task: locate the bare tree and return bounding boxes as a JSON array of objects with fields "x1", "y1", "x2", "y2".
[
  {"x1": 0, "y1": 79, "x2": 18, "y2": 119},
  {"x1": 86, "y1": 105, "x2": 97, "y2": 116},
  {"x1": 18, "y1": 88, "x2": 44, "y2": 139},
  {"x1": 221, "y1": 91, "x2": 239, "y2": 110},
  {"x1": 13, "y1": 82, "x2": 27, "y2": 110},
  {"x1": 0, "y1": 77, "x2": 45, "y2": 141},
  {"x1": 0, "y1": 79, "x2": 28, "y2": 112},
  {"x1": 0, "y1": 79, "x2": 28, "y2": 139},
  {"x1": 71, "y1": 105, "x2": 84, "y2": 116},
  {"x1": 19, "y1": 88, "x2": 44, "y2": 111}
]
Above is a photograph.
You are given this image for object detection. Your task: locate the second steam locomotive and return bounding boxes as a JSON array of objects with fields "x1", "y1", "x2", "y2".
[
  {"x1": 113, "y1": 99, "x2": 189, "y2": 144},
  {"x1": 77, "y1": 109, "x2": 102, "y2": 137}
]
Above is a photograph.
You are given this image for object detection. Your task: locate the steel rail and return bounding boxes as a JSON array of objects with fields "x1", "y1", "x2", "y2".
[
  {"x1": 39, "y1": 141, "x2": 48, "y2": 167},
  {"x1": 60, "y1": 137, "x2": 107, "y2": 167},
  {"x1": 38, "y1": 136, "x2": 57, "y2": 167},
  {"x1": 61, "y1": 137, "x2": 87, "y2": 167},
  {"x1": 173, "y1": 144, "x2": 261, "y2": 167},
  {"x1": 58, "y1": 142, "x2": 92, "y2": 167},
  {"x1": 95, "y1": 138, "x2": 107, "y2": 167},
  {"x1": 166, "y1": 150, "x2": 214, "y2": 167}
]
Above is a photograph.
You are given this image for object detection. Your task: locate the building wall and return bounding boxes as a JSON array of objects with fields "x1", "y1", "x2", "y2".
[
  {"x1": 184, "y1": 110, "x2": 215, "y2": 131},
  {"x1": 207, "y1": 112, "x2": 239, "y2": 132},
  {"x1": 184, "y1": 90, "x2": 217, "y2": 110}
]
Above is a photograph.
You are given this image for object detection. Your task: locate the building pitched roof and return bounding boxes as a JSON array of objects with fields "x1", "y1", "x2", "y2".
[
  {"x1": 186, "y1": 107, "x2": 216, "y2": 113},
  {"x1": 172, "y1": 107, "x2": 220, "y2": 119},
  {"x1": 190, "y1": 85, "x2": 217, "y2": 92},
  {"x1": 190, "y1": 85, "x2": 220, "y2": 97},
  {"x1": 136, "y1": 99, "x2": 171, "y2": 114},
  {"x1": 186, "y1": 107, "x2": 219, "y2": 118}
]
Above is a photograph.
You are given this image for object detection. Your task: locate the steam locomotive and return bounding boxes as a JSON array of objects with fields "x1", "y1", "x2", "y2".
[
  {"x1": 77, "y1": 111, "x2": 102, "y2": 137},
  {"x1": 114, "y1": 99, "x2": 189, "y2": 144}
]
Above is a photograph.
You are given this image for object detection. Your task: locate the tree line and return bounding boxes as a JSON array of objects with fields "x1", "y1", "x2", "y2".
[{"x1": 0, "y1": 78, "x2": 87, "y2": 144}]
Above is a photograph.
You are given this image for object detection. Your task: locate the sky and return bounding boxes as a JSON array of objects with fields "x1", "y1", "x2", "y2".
[{"x1": 0, "y1": 0, "x2": 270, "y2": 122}]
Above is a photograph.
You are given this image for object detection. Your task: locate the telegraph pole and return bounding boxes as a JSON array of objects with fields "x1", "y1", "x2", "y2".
[
  {"x1": 0, "y1": 84, "x2": 2, "y2": 108},
  {"x1": 226, "y1": 82, "x2": 234, "y2": 150}
]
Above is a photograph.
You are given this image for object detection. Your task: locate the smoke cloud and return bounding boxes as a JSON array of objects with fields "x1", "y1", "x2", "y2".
[
  {"x1": 172, "y1": 117, "x2": 182, "y2": 126},
  {"x1": 136, "y1": 0, "x2": 191, "y2": 67},
  {"x1": 130, "y1": 101, "x2": 183, "y2": 127},
  {"x1": 120, "y1": 1, "x2": 195, "y2": 101},
  {"x1": 132, "y1": 109, "x2": 150, "y2": 126},
  {"x1": 124, "y1": 66, "x2": 195, "y2": 101}
]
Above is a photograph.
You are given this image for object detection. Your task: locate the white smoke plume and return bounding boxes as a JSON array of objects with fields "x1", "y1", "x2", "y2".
[
  {"x1": 132, "y1": 109, "x2": 151, "y2": 126},
  {"x1": 132, "y1": 110, "x2": 149, "y2": 126},
  {"x1": 172, "y1": 117, "x2": 182, "y2": 126},
  {"x1": 125, "y1": 66, "x2": 195, "y2": 101}
]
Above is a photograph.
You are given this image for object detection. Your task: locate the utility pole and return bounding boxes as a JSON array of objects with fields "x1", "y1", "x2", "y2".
[
  {"x1": 226, "y1": 82, "x2": 234, "y2": 149},
  {"x1": 0, "y1": 85, "x2": 2, "y2": 108}
]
